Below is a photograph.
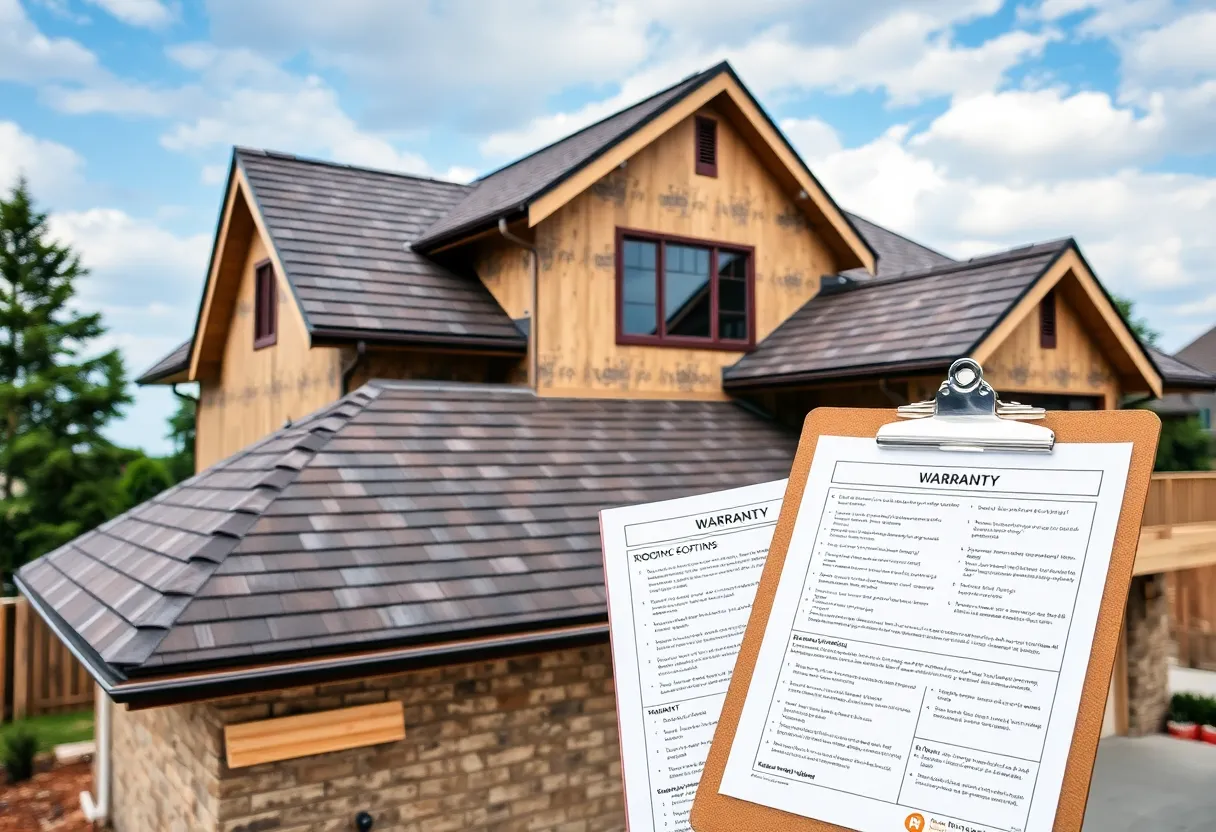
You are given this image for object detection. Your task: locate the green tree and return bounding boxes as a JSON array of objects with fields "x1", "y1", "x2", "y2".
[
  {"x1": 119, "y1": 455, "x2": 174, "y2": 509},
  {"x1": 1111, "y1": 293, "x2": 1161, "y2": 347},
  {"x1": 166, "y1": 394, "x2": 196, "y2": 482},
  {"x1": 1155, "y1": 416, "x2": 1213, "y2": 472},
  {"x1": 0, "y1": 179, "x2": 131, "y2": 577}
]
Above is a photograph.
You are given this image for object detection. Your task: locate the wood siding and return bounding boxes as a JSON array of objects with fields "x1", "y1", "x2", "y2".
[
  {"x1": 984, "y1": 290, "x2": 1121, "y2": 408},
  {"x1": 196, "y1": 231, "x2": 341, "y2": 469},
  {"x1": 532, "y1": 107, "x2": 838, "y2": 399}
]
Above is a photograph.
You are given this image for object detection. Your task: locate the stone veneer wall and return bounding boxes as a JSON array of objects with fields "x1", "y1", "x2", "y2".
[
  {"x1": 1125, "y1": 573, "x2": 1170, "y2": 736},
  {"x1": 107, "y1": 643, "x2": 623, "y2": 832}
]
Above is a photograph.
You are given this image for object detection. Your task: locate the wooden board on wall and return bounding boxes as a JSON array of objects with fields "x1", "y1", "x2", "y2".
[
  {"x1": 534, "y1": 105, "x2": 839, "y2": 399},
  {"x1": 224, "y1": 701, "x2": 405, "y2": 769},
  {"x1": 984, "y1": 287, "x2": 1121, "y2": 408},
  {"x1": 195, "y1": 231, "x2": 341, "y2": 470}
]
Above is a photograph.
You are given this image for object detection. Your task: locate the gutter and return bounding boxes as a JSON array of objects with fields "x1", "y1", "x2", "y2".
[
  {"x1": 497, "y1": 218, "x2": 540, "y2": 390},
  {"x1": 79, "y1": 690, "x2": 111, "y2": 826}
]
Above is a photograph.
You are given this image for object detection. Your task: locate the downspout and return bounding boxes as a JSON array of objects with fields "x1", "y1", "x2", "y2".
[
  {"x1": 80, "y1": 687, "x2": 111, "y2": 825},
  {"x1": 341, "y1": 340, "x2": 367, "y2": 395},
  {"x1": 498, "y1": 218, "x2": 539, "y2": 390},
  {"x1": 171, "y1": 383, "x2": 199, "y2": 477}
]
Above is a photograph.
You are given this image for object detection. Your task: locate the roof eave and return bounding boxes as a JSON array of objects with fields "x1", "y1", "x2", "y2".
[
  {"x1": 107, "y1": 619, "x2": 609, "y2": 708},
  {"x1": 723, "y1": 357, "x2": 953, "y2": 392},
  {"x1": 135, "y1": 366, "x2": 190, "y2": 386},
  {"x1": 309, "y1": 327, "x2": 528, "y2": 353}
]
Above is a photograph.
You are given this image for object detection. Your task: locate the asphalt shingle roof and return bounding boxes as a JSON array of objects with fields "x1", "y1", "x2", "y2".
[
  {"x1": 724, "y1": 240, "x2": 1072, "y2": 388},
  {"x1": 236, "y1": 149, "x2": 528, "y2": 350},
  {"x1": 17, "y1": 382, "x2": 796, "y2": 677},
  {"x1": 844, "y1": 213, "x2": 954, "y2": 278},
  {"x1": 135, "y1": 339, "x2": 191, "y2": 384},
  {"x1": 1148, "y1": 346, "x2": 1216, "y2": 390}
]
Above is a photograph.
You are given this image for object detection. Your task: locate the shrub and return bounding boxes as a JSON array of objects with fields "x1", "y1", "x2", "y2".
[
  {"x1": 1168, "y1": 692, "x2": 1216, "y2": 725},
  {"x1": 1, "y1": 723, "x2": 39, "y2": 783}
]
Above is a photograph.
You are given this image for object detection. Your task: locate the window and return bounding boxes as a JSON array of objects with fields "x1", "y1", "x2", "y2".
[
  {"x1": 1039, "y1": 288, "x2": 1057, "y2": 349},
  {"x1": 1201, "y1": 408, "x2": 1212, "y2": 431},
  {"x1": 254, "y1": 261, "x2": 277, "y2": 348},
  {"x1": 617, "y1": 229, "x2": 752, "y2": 348},
  {"x1": 695, "y1": 116, "x2": 717, "y2": 177}
]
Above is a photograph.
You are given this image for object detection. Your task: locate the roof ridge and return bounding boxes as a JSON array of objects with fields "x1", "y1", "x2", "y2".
[
  {"x1": 468, "y1": 62, "x2": 728, "y2": 187},
  {"x1": 235, "y1": 147, "x2": 474, "y2": 190},
  {"x1": 830, "y1": 238, "x2": 1074, "y2": 297},
  {"x1": 123, "y1": 388, "x2": 382, "y2": 669}
]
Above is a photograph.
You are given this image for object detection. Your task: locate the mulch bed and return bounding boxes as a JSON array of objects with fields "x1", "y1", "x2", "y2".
[{"x1": 0, "y1": 761, "x2": 92, "y2": 832}]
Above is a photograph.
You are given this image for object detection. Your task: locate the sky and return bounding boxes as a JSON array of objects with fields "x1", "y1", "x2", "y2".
[{"x1": 2, "y1": 0, "x2": 1215, "y2": 455}]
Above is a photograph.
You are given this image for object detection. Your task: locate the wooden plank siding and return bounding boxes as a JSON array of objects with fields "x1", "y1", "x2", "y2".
[
  {"x1": 195, "y1": 229, "x2": 342, "y2": 470},
  {"x1": 1, "y1": 597, "x2": 93, "y2": 722},
  {"x1": 529, "y1": 106, "x2": 839, "y2": 400}
]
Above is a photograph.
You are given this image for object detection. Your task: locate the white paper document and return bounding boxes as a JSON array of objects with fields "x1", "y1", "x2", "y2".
[
  {"x1": 720, "y1": 437, "x2": 1132, "y2": 832},
  {"x1": 600, "y1": 479, "x2": 787, "y2": 832}
]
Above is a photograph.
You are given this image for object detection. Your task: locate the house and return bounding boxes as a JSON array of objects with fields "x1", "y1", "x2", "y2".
[
  {"x1": 1150, "y1": 327, "x2": 1216, "y2": 437},
  {"x1": 14, "y1": 62, "x2": 1216, "y2": 832}
]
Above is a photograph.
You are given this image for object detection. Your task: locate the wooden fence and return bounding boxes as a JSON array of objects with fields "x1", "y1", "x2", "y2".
[
  {"x1": 1157, "y1": 472, "x2": 1216, "y2": 669},
  {"x1": 1, "y1": 596, "x2": 94, "y2": 723}
]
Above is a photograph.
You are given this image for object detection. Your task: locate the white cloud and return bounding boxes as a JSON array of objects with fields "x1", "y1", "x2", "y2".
[
  {"x1": 778, "y1": 117, "x2": 843, "y2": 161},
  {"x1": 479, "y1": 6, "x2": 1052, "y2": 161},
  {"x1": 909, "y1": 88, "x2": 1168, "y2": 176},
  {"x1": 1123, "y1": 9, "x2": 1216, "y2": 87},
  {"x1": 441, "y1": 165, "x2": 478, "y2": 185},
  {"x1": 83, "y1": 0, "x2": 174, "y2": 28},
  {"x1": 0, "y1": 121, "x2": 86, "y2": 203},
  {"x1": 0, "y1": 0, "x2": 98, "y2": 83}
]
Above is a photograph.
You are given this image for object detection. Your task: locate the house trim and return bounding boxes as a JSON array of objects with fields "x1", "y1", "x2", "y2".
[
  {"x1": 523, "y1": 70, "x2": 876, "y2": 274},
  {"x1": 614, "y1": 226, "x2": 756, "y2": 351}
]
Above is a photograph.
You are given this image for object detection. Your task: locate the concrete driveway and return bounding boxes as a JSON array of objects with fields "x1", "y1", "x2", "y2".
[{"x1": 1083, "y1": 735, "x2": 1216, "y2": 831}]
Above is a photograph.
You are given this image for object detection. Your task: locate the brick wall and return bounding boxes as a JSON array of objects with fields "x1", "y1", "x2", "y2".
[
  {"x1": 110, "y1": 697, "x2": 223, "y2": 831},
  {"x1": 1125, "y1": 574, "x2": 1170, "y2": 736},
  {"x1": 108, "y1": 643, "x2": 624, "y2": 832}
]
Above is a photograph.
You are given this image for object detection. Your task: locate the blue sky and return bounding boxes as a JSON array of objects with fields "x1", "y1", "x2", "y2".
[{"x1": 2, "y1": 0, "x2": 1215, "y2": 454}]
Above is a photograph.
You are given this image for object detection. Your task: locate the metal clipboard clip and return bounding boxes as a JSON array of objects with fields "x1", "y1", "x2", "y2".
[{"x1": 876, "y1": 358, "x2": 1056, "y2": 453}]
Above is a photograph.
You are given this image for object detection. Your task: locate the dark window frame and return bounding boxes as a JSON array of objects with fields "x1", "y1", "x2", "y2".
[
  {"x1": 614, "y1": 227, "x2": 755, "y2": 351},
  {"x1": 253, "y1": 260, "x2": 278, "y2": 349},
  {"x1": 694, "y1": 116, "x2": 718, "y2": 178},
  {"x1": 1039, "y1": 288, "x2": 1057, "y2": 349}
]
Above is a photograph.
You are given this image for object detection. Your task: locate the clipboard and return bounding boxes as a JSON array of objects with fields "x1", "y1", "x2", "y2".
[{"x1": 690, "y1": 359, "x2": 1161, "y2": 832}]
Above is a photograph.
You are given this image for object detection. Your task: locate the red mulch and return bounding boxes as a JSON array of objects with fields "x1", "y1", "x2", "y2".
[{"x1": 0, "y1": 761, "x2": 92, "y2": 832}]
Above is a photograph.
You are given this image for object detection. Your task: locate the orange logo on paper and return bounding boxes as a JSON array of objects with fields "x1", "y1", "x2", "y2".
[{"x1": 904, "y1": 814, "x2": 926, "y2": 832}]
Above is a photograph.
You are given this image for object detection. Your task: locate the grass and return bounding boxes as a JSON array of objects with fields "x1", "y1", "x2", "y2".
[{"x1": 0, "y1": 710, "x2": 94, "y2": 756}]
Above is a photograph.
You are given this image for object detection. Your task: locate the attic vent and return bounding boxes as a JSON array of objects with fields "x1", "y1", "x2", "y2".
[
  {"x1": 695, "y1": 116, "x2": 717, "y2": 178},
  {"x1": 1040, "y1": 288, "x2": 1057, "y2": 349}
]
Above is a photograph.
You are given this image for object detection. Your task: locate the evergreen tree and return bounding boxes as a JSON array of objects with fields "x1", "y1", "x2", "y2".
[
  {"x1": 0, "y1": 179, "x2": 131, "y2": 577},
  {"x1": 1111, "y1": 293, "x2": 1161, "y2": 347}
]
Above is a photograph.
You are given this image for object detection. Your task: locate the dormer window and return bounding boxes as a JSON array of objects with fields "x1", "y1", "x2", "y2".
[
  {"x1": 1040, "y1": 288, "x2": 1057, "y2": 349},
  {"x1": 254, "y1": 261, "x2": 277, "y2": 349},
  {"x1": 616, "y1": 229, "x2": 752, "y2": 349},
  {"x1": 695, "y1": 116, "x2": 717, "y2": 177}
]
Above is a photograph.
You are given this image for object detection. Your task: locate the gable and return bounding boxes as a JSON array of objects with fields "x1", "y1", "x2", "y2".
[
  {"x1": 972, "y1": 246, "x2": 1162, "y2": 398},
  {"x1": 529, "y1": 106, "x2": 840, "y2": 399},
  {"x1": 418, "y1": 64, "x2": 875, "y2": 275}
]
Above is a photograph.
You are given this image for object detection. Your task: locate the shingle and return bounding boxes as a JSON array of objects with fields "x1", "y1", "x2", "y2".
[
  {"x1": 725, "y1": 240, "x2": 1073, "y2": 388},
  {"x1": 135, "y1": 339, "x2": 191, "y2": 385},
  {"x1": 17, "y1": 382, "x2": 795, "y2": 676},
  {"x1": 236, "y1": 150, "x2": 528, "y2": 351}
]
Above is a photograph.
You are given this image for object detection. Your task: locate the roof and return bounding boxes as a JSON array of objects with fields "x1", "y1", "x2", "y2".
[
  {"x1": 1178, "y1": 325, "x2": 1216, "y2": 373},
  {"x1": 843, "y1": 213, "x2": 955, "y2": 278},
  {"x1": 1148, "y1": 345, "x2": 1216, "y2": 391},
  {"x1": 415, "y1": 68, "x2": 720, "y2": 248},
  {"x1": 235, "y1": 149, "x2": 528, "y2": 350},
  {"x1": 724, "y1": 240, "x2": 1073, "y2": 389},
  {"x1": 135, "y1": 339, "x2": 191, "y2": 385},
  {"x1": 16, "y1": 382, "x2": 795, "y2": 695}
]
